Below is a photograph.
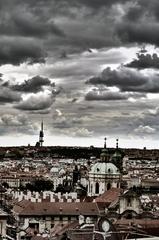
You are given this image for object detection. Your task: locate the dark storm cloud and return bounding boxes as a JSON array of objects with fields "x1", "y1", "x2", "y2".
[
  {"x1": 0, "y1": 38, "x2": 46, "y2": 65},
  {"x1": 117, "y1": 22, "x2": 159, "y2": 46},
  {"x1": 116, "y1": 1, "x2": 159, "y2": 46},
  {"x1": 2, "y1": 0, "x2": 159, "y2": 59},
  {"x1": 11, "y1": 76, "x2": 54, "y2": 93},
  {"x1": 25, "y1": 0, "x2": 127, "y2": 9},
  {"x1": 0, "y1": 10, "x2": 65, "y2": 38},
  {"x1": 86, "y1": 67, "x2": 159, "y2": 93},
  {"x1": 0, "y1": 0, "x2": 123, "y2": 58},
  {"x1": 126, "y1": 53, "x2": 159, "y2": 69}
]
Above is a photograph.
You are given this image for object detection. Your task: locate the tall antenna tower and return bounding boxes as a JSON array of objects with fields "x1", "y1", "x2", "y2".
[{"x1": 39, "y1": 121, "x2": 44, "y2": 147}]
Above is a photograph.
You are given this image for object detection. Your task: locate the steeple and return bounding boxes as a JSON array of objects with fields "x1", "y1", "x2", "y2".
[
  {"x1": 116, "y1": 138, "x2": 119, "y2": 149},
  {"x1": 39, "y1": 121, "x2": 44, "y2": 147},
  {"x1": 112, "y1": 138, "x2": 123, "y2": 171},
  {"x1": 100, "y1": 137, "x2": 109, "y2": 162}
]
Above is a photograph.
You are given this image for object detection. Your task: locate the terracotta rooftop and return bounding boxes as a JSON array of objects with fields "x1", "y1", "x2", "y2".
[
  {"x1": 31, "y1": 236, "x2": 48, "y2": 240},
  {"x1": 95, "y1": 188, "x2": 121, "y2": 205},
  {"x1": 13, "y1": 200, "x2": 99, "y2": 216}
]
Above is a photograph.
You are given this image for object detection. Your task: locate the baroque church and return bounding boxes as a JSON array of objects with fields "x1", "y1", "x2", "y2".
[{"x1": 88, "y1": 138, "x2": 123, "y2": 196}]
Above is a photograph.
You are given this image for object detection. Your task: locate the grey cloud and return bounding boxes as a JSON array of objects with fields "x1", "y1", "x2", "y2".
[
  {"x1": 23, "y1": 0, "x2": 127, "y2": 10},
  {"x1": 0, "y1": 87, "x2": 21, "y2": 104},
  {"x1": 0, "y1": 114, "x2": 28, "y2": 126},
  {"x1": 2, "y1": 0, "x2": 159, "y2": 58},
  {"x1": 85, "y1": 89, "x2": 128, "y2": 101},
  {"x1": 11, "y1": 76, "x2": 54, "y2": 93},
  {"x1": 0, "y1": 38, "x2": 46, "y2": 65},
  {"x1": 134, "y1": 125, "x2": 156, "y2": 134},
  {"x1": 117, "y1": 22, "x2": 159, "y2": 46},
  {"x1": 86, "y1": 67, "x2": 159, "y2": 93},
  {"x1": 126, "y1": 53, "x2": 159, "y2": 69},
  {"x1": 0, "y1": 10, "x2": 65, "y2": 38},
  {"x1": 0, "y1": 113, "x2": 38, "y2": 135},
  {"x1": 53, "y1": 116, "x2": 83, "y2": 129},
  {"x1": 115, "y1": 1, "x2": 159, "y2": 46},
  {"x1": 0, "y1": 0, "x2": 124, "y2": 58}
]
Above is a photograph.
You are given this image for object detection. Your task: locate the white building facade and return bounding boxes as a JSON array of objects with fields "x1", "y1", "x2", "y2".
[{"x1": 88, "y1": 147, "x2": 121, "y2": 196}]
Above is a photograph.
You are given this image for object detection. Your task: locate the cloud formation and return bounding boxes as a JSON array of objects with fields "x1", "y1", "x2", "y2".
[
  {"x1": 1, "y1": 0, "x2": 159, "y2": 146},
  {"x1": 15, "y1": 93, "x2": 54, "y2": 111},
  {"x1": 11, "y1": 76, "x2": 54, "y2": 93},
  {"x1": 86, "y1": 67, "x2": 159, "y2": 94},
  {"x1": 0, "y1": 87, "x2": 21, "y2": 104},
  {"x1": 0, "y1": 38, "x2": 46, "y2": 65},
  {"x1": 85, "y1": 88, "x2": 128, "y2": 101},
  {"x1": 126, "y1": 53, "x2": 159, "y2": 69},
  {"x1": 134, "y1": 125, "x2": 156, "y2": 134}
]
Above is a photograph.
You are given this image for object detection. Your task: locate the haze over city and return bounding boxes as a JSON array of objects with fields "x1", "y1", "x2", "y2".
[{"x1": 0, "y1": 0, "x2": 159, "y2": 148}]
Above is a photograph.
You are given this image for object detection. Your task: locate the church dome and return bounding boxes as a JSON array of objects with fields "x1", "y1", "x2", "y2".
[{"x1": 89, "y1": 162, "x2": 119, "y2": 175}]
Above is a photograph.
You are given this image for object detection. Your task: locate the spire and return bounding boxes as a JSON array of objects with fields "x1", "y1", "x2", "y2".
[
  {"x1": 116, "y1": 138, "x2": 119, "y2": 149},
  {"x1": 100, "y1": 137, "x2": 109, "y2": 162},
  {"x1": 104, "y1": 137, "x2": 107, "y2": 149}
]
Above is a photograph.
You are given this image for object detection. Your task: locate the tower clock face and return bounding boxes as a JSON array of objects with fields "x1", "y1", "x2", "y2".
[{"x1": 102, "y1": 220, "x2": 110, "y2": 232}]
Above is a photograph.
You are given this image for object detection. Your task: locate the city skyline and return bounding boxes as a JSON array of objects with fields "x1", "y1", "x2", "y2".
[{"x1": 0, "y1": 1, "x2": 159, "y2": 148}]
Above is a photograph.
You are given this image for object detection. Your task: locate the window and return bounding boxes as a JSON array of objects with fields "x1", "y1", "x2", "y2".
[
  {"x1": 127, "y1": 197, "x2": 131, "y2": 207},
  {"x1": 107, "y1": 182, "x2": 111, "y2": 190},
  {"x1": 95, "y1": 182, "x2": 99, "y2": 194}
]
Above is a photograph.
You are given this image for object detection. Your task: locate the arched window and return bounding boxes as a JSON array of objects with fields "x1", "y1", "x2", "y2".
[
  {"x1": 95, "y1": 182, "x2": 99, "y2": 194},
  {"x1": 127, "y1": 197, "x2": 131, "y2": 207},
  {"x1": 107, "y1": 182, "x2": 111, "y2": 190}
]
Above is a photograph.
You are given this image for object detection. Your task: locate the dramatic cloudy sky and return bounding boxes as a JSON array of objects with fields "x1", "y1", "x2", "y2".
[{"x1": 1, "y1": 0, "x2": 159, "y2": 148}]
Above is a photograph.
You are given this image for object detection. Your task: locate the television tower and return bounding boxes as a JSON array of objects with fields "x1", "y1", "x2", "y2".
[{"x1": 39, "y1": 121, "x2": 44, "y2": 147}]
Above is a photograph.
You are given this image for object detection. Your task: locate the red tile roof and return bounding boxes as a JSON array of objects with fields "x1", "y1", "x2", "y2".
[
  {"x1": 31, "y1": 236, "x2": 48, "y2": 240},
  {"x1": 95, "y1": 188, "x2": 121, "y2": 205},
  {"x1": 13, "y1": 200, "x2": 99, "y2": 216}
]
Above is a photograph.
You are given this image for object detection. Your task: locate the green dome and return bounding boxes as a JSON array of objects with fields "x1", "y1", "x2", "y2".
[{"x1": 90, "y1": 162, "x2": 120, "y2": 175}]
